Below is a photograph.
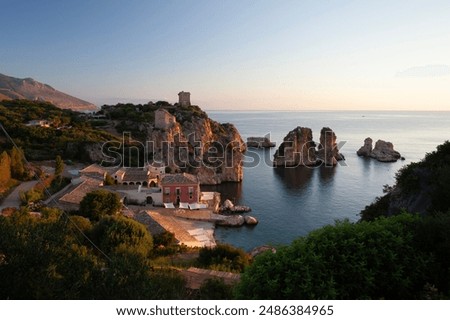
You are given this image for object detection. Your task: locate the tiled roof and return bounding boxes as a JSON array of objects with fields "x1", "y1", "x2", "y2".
[
  {"x1": 161, "y1": 173, "x2": 198, "y2": 185},
  {"x1": 58, "y1": 177, "x2": 103, "y2": 205},
  {"x1": 79, "y1": 164, "x2": 116, "y2": 176},
  {"x1": 122, "y1": 168, "x2": 150, "y2": 182}
]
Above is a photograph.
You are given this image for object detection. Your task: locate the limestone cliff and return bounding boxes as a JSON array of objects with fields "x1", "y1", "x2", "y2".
[
  {"x1": 148, "y1": 109, "x2": 245, "y2": 185},
  {"x1": 273, "y1": 127, "x2": 316, "y2": 167}
]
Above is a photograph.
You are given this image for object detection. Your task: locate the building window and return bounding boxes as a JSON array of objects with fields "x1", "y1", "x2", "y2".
[
  {"x1": 189, "y1": 187, "x2": 194, "y2": 200},
  {"x1": 164, "y1": 187, "x2": 170, "y2": 195},
  {"x1": 176, "y1": 188, "x2": 181, "y2": 196}
]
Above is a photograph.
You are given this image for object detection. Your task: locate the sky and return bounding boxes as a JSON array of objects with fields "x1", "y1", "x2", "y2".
[{"x1": 2, "y1": 0, "x2": 450, "y2": 110}]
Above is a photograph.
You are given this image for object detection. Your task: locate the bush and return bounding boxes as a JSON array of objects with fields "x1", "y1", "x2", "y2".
[
  {"x1": 197, "y1": 243, "x2": 250, "y2": 273},
  {"x1": 79, "y1": 190, "x2": 122, "y2": 221},
  {"x1": 91, "y1": 215, "x2": 153, "y2": 258},
  {"x1": 198, "y1": 278, "x2": 234, "y2": 300},
  {"x1": 237, "y1": 214, "x2": 432, "y2": 299}
]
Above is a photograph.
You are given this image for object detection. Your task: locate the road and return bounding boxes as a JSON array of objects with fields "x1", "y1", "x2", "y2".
[{"x1": 0, "y1": 180, "x2": 39, "y2": 211}]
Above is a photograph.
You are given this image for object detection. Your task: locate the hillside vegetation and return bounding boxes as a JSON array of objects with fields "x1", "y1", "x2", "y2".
[
  {"x1": 0, "y1": 100, "x2": 116, "y2": 161},
  {"x1": 361, "y1": 140, "x2": 450, "y2": 221}
]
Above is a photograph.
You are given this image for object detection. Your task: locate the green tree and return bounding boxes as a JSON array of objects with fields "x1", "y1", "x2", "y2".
[
  {"x1": 91, "y1": 215, "x2": 153, "y2": 258},
  {"x1": 0, "y1": 151, "x2": 11, "y2": 187},
  {"x1": 104, "y1": 173, "x2": 115, "y2": 185},
  {"x1": 10, "y1": 147, "x2": 25, "y2": 180},
  {"x1": 0, "y1": 211, "x2": 102, "y2": 299},
  {"x1": 79, "y1": 189, "x2": 122, "y2": 221},
  {"x1": 54, "y1": 155, "x2": 64, "y2": 177}
]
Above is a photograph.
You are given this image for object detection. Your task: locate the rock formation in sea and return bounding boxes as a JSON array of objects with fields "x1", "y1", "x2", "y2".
[
  {"x1": 357, "y1": 137, "x2": 373, "y2": 157},
  {"x1": 246, "y1": 136, "x2": 276, "y2": 148},
  {"x1": 273, "y1": 126, "x2": 316, "y2": 167},
  {"x1": 357, "y1": 138, "x2": 401, "y2": 162},
  {"x1": 273, "y1": 126, "x2": 345, "y2": 167},
  {"x1": 316, "y1": 127, "x2": 345, "y2": 166}
]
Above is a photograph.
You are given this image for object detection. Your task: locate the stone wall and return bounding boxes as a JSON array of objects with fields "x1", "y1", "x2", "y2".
[{"x1": 155, "y1": 108, "x2": 176, "y2": 130}]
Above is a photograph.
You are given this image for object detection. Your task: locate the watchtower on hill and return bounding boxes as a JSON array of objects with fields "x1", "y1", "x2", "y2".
[{"x1": 178, "y1": 91, "x2": 191, "y2": 107}]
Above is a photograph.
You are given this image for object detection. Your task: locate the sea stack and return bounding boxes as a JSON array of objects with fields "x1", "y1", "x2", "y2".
[
  {"x1": 273, "y1": 126, "x2": 316, "y2": 167},
  {"x1": 316, "y1": 127, "x2": 345, "y2": 166},
  {"x1": 357, "y1": 138, "x2": 401, "y2": 162},
  {"x1": 357, "y1": 137, "x2": 373, "y2": 157}
]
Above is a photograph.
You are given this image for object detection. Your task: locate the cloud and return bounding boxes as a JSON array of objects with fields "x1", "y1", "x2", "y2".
[{"x1": 396, "y1": 64, "x2": 450, "y2": 78}]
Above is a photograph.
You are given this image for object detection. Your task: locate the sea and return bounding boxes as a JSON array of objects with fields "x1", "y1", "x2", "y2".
[{"x1": 203, "y1": 111, "x2": 450, "y2": 251}]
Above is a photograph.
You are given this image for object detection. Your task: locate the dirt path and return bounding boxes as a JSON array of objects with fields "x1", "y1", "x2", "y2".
[{"x1": 0, "y1": 180, "x2": 39, "y2": 211}]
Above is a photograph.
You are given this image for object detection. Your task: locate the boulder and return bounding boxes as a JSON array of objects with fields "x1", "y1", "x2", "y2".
[
  {"x1": 250, "y1": 245, "x2": 277, "y2": 258},
  {"x1": 316, "y1": 127, "x2": 345, "y2": 166},
  {"x1": 370, "y1": 140, "x2": 401, "y2": 162},
  {"x1": 222, "y1": 199, "x2": 234, "y2": 210},
  {"x1": 215, "y1": 215, "x2": 245, "y2": 227},
  {"x1": 244, "y1": 215, "x2": 258, "y2": 225},
  {"x1": 357, "y1": 137, "x2": 373, "y2": 157}
]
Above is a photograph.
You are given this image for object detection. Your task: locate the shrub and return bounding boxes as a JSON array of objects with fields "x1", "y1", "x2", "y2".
[
  {"x1": 197, "y1": 243, "x2": 250, "y2": 273},
  {"x1": 237, "y1": 214, "x2": 432, "y2": 299}
]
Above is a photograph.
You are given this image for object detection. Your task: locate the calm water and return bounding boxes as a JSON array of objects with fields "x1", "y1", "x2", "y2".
[{"x1": 204, "y1": 111, "x2": 450, "y2": 251}]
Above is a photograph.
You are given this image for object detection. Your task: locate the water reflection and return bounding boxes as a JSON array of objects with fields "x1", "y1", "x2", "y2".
[
  {"x1": 273, "y1": 166, "x2": 315, "y2": 190},
  {"x1": 318, "y1": 166, "x2": 337, "y2": 184}
]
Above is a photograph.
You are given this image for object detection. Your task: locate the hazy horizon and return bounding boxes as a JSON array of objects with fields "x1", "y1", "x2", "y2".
[{"x1": 2, "y1": 0, "x2": 450, "y2": 111}]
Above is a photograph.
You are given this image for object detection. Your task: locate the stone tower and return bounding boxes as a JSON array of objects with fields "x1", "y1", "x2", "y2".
[{"x1": 178, "y1": 91, "x2": 191, "y2": 107}]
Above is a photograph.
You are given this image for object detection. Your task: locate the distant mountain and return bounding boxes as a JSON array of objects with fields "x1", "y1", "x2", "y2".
[{"x1": 0, "y1": 73, "x2": 97, "y2": 111}]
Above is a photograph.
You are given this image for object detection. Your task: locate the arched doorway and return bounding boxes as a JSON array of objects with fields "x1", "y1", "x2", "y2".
[
  {"x1": 146, "y1": 196, "x2": 153, "y2": 205},
  {"x1": 150, "y1": 181, "x2": 157, "y2": 187}
]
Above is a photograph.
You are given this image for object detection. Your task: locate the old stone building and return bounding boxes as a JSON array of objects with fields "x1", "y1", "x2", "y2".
[
  {"x1": 154, "y1": 108, "x2": 176, "y2": 130},
  {"x1": 178, "y1": 91, "x2": 191, "y2": 107}
]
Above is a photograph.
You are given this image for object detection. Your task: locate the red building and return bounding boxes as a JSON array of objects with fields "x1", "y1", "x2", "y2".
[{"x1": 160, "y1": 173, "x2": 200, "y2": 204}]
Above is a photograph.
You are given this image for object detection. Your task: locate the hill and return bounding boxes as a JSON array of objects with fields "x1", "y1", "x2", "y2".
[
  {"x1": 0, "y1": 100, "x2": 116, "y2": 162},
  {"x1": 0, "y1": 73, "x2": 97, "y2": 111},
  {"x1": 361, "y1": 141, "x2": 450, "y2": 221}
]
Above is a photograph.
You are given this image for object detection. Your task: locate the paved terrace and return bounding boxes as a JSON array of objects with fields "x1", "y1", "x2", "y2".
[{"x1": 132, "y1": 208, "x2": 225, "y2": 248}]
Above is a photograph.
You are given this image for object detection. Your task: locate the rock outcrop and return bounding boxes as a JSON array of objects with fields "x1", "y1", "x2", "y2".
[
  {"x1": 273, "y1": 127, "x2": 316, "y2": 167},
  {"x1": 357, "y1": 138, "x2": 401, "y2": 162},
  {"x1": 371, "y1": 140, "x2": 401, "y2": 162},
  {"x1": 316, "y1": 127, "x2": 345, "y2": 166},
  {"x1": 246, "y1": 136, "x2": 276, "y2": 148},
  {"x1": 357, "y1": 137, "x2": 373, "y2": 157},
  {"x1": 148, "y1": 109, "x2": 246, "y2": 185},
  {"x1": 215, "y1": 215, "x2": 245, "y2": 227},
  {"x1": 250, "y1": 245, "x2": 277, "y2": 258},
  {"x1": 220, "y1": 199, "x2": 252, "y2": 213},
  {"x1": 273, "y1": 126, "x2": 344, "y2": 167}
]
